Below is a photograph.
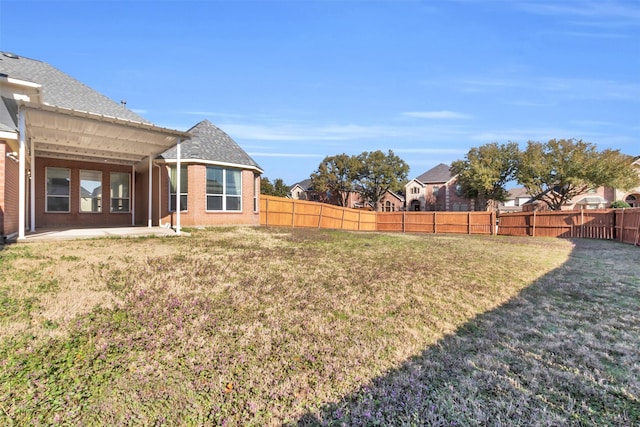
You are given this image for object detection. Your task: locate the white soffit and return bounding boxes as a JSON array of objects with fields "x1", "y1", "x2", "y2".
[{"x1": 21, "y1": 102, "x2": 190, "y2": 165}]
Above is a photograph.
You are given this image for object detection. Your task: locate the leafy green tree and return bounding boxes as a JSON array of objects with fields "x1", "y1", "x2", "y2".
[
  {"x1": 516, "y1": 139, "x2": 640, "y2": 210},
  {"x1": 355, "y1": 150, "x2": 409, "y2": 210},
  {"x1": 450, "y1": 142, "x2": 520, "y2": 211},
  {"x1": 260, "y1": 177, "x2": 289, "y2": 197},
  {"x1": 310, "y1": 154, "x2": 361, "y2": 206}
]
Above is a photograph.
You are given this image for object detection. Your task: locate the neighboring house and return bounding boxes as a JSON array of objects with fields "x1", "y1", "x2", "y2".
[
  {"x1": 521, "y1": 165, "x2": 640, "y2": 211},
  {"x1": 498, "y1": 187, "x2": 531, "y2": 213},
  {"x1": 289, "y1": 179, "x2": 402, "y2": 211},
  {"x1": 157, "y1": 120, "x2": 263, "y2": 227},
  {"x1": 289, "y1": 179, "x2": 319, "y2": 201},
  {"x1": 0, "y1": 52, "x2": 260, "y2": 241},
  {"x1": 378, "y1": 190, "x2": 404, "y2": 212},
  {"x1": 405, "y1": 163, "x2": 475, "y2": 211}
]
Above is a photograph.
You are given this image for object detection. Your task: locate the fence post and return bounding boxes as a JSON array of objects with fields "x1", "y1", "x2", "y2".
[
  {"x1": 491, "y1": 211, "x2": 495, "y2": 235},
  {"x1": 619, "y1": 209, "x2": 624, "y2": 242},
  {"x1": 402, "y1": 210, "x2": 406, "y2": 233},
  {"x1": 318, "y1": 204, "x2": 323, "y2": 229},
  {"x1": 265, "y1": 197, "x2": 269, "y2": 227},
  {"x1": 532, "y1": 211, "x2": 536, "y2": 237},
  {"x1": 358, "y1": 210, "x2": 361, "y2": 231},
  {"x1": 468, "y1": 212, "x2": 471, "y2": 234},
  {"x1": 434, "y1": 212, "x2": 437, "y2": 234},
  {"x1": 292, "y1": 199, "x2": 295, "y2": 228},
  {"x1": 341, "y1": 207, "x2": 345, "y2": 230},
  {"x1": 580, "y1": 209, "x2": 584, "y2": 238}
]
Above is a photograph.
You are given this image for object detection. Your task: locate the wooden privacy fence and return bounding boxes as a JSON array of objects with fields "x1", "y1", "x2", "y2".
[
  {"x1": 260, "y1": 196, "x2": 640, "y2": 245},
  {"x1": 260, "y1": 196, "x2": 494, "y2": 235},
  {"x1": 260, "y1": 196, "x2": 377, "y2": 231},
  {"x1": 377, "y1": 211, "x2": 495, "y2": 234},
  {"x1": 497, "y1": 208, "x2": 640, "y2": 245}
]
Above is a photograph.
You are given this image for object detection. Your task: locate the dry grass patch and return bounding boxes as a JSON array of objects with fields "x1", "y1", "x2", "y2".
[{"x1": 0, "y1": 228, "x2": 637, "y2": 426}]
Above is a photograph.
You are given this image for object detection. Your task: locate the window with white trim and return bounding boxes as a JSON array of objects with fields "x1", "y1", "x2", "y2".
[
  {"x1": 253, "y1": 174, "x2": 259, "y2": 212},
  {"x1": 80, "y1": 170, "x2": 102, "y2": 213},
  {"x1": 110, "y1": 172, "x2": 130, "y2": 213},
  {"x1": 46, "y1": 167, "x2": 70, "y2": 212},
  {"x1": 206, "y1": 166, "x2": 242, "y2": 211},
  {"x1": 169, "y1": 165, "x2": 188, "y2": 211}
]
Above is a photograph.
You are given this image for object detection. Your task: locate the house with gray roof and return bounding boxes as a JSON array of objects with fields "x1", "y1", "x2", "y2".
[
  {"x1": 0, "y1": 52, "x2": 261, "y2": 241},
  {"x1": 405, "y1": 163, "x2": 476, "y2": 211},
  {"x1": 156, "y1": 120, "x2": 263, "y2": 227}
]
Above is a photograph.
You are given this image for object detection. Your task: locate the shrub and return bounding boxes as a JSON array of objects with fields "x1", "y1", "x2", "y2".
[{"x1": 610, "y1": 200, "x2": 631, "y2": 208}]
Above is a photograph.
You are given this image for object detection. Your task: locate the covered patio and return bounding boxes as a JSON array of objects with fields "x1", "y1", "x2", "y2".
[{"x1": 16, "y1": 102, "x2": 191, "y2": 240}]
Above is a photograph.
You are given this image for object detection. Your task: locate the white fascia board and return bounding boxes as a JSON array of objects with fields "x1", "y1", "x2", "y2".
[
  {"x1": 0, "y1": 130, "x2": 18, "y2": 140},
  {"x1": 158, "y1": 158, "x2": 264, "y2": 174},
  {"x1": 0, "y1": 75, "x2": 42, "y2": 89}
]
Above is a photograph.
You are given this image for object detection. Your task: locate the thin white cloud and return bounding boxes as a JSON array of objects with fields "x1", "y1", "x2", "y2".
[
  {"x1": 401, "y1": 111, "x2": 472, "y2": 120},
  {"x1": 461, "y1": 76, "x2": 640, "y2": 101},
  {"x1": 519, "y1": 1, "x2": 640, "y2": 21},
  {"x1": 248, "y1": 152, "x2": 324, "y2": 158},
  {"x1": 394, "y1": 148, "x2": 469, "y2": 155}
]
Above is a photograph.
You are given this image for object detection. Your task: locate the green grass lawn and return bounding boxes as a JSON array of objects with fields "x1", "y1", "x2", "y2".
[{"x1": 0, "y1": 227, "x2": 638, "y2": 426}]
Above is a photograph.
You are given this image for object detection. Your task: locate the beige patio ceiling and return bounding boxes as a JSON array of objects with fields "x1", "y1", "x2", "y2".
[{"x1": 21, "y1": 101, "x2": 190, "y2": 165}]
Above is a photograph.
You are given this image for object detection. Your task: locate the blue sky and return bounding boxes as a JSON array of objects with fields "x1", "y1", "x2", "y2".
[{"x1": 1, "y1": 0, "x2": 638, "y2": 185}]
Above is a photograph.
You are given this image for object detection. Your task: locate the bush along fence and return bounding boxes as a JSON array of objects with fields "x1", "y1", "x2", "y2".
[{"x1": 259, "y1": 196, "x2": 640, "y2": 245}]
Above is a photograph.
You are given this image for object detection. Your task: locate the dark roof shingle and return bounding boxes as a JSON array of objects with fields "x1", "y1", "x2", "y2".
[
  {"x1": 161, "y1": 120, "x2": 262, "y2": 171},
  {"x1": 0, "y1": 51, "x2": 148, "y2": 131},
  {"x1": 414, "y1": 163, "x2": 453, "y2": 184}
]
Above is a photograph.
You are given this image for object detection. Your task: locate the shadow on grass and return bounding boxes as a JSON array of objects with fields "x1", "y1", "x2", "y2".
[{"x1": 296, "y1": 239, "x2": 640, "y2": 426}]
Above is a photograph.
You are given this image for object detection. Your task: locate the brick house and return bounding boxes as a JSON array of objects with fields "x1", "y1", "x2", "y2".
[
  {"x1": 405, "y1": 163, "x2": 475, "y2": 211},
  {"x1": 0, "y1": 52, "x2": 261, "y2": 241},
  {"x1": 157, "y1": 120, "x2": 263, "y2": 227},
  {"x1": 289, "y1": 179, "x2": 403, "y2": 211}
]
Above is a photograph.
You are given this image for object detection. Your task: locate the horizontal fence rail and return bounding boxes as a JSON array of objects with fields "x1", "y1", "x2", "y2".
[{"x1": 260, "y1": 196, "x2": 640, "y2": 246}]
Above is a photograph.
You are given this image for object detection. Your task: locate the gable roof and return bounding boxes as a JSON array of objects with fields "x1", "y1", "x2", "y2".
[
  {"x1": 0, "y1": 51, "x2": 147, "y2": 132},
  {"x1": 290, "y1": 178, "x2": 313, "y2": 191},
  {"x1": 160, "y1": 120, "x2": 262, "y2": 172},
  {"x1": 414, "y1": 163, "x2": 454, "y2": 184},
  {"x1": 507, "y1": 187, "x2": 530, "y2": 199}
]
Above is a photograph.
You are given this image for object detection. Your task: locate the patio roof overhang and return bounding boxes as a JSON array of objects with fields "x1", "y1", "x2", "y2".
[
  {"x1": 15, "y1": 102, "x2": 190, "y2": 240},
  {"x1": 20, "y1": 101, "x2": 191, "y2": 165}
]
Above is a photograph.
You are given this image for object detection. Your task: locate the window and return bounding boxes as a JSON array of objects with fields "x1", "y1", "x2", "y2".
[
  {"x1": 46, "y1": 167, "x2": 70, "y2": 212},
  {"x1": 253, "y1": 175, "x2": 259, "y2": 212},
  {"x1": 110, "y1": 172, "x2": 130, "y2": 212},
  {"x1": 433, "y1": 185, "x2": 440, "y2": 197},
  {"x1": 169, "y1": 165, "x2": 188, "y2": 211},
  {"x1": 206, "y1": 166, "x2": 242, "y2": 211},
  {"x1": 80, "y1": 170, "x2": 102, "y2": 213},
  {"x1": 455, "y1": 184, "x2": 464, "y2": 197}
]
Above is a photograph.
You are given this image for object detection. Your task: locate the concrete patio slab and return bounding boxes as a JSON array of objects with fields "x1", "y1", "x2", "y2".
[{"x1": 21, "y1": 226, "x2": 179, "y2": 242}]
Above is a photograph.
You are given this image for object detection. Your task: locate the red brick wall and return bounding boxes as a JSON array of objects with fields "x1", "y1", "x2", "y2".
[
  {"x1": 0, "y1": 142, "x2": 20, "y2": 237},
  {"x1": 35, "y1": 158, "x2": 135, "y2": 228},
  {"x1": 159, "y1": 164, "x2": 260, "y2": 227}
]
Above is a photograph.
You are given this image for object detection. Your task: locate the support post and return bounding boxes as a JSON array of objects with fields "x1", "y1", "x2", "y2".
[
  {"x1": 131, "y1": 165, "x2": 136, "y2": 225},
  {"x1": 176, "y1": 139, "x2": 181, "y2": 235},
  {"x1": 30, "y1": 134, "x2": 35, "y2": 232},
  {"x1": 18, "y1": 109, "x2": 26, "y2": 240},
  {"x1": 147, "y1": 156, "x2": 153, "y2": 227}
]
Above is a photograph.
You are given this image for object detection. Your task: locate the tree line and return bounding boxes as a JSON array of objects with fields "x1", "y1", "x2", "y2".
[{"x1": 264, "y1": 139, "x2": 639, "y2": 211}]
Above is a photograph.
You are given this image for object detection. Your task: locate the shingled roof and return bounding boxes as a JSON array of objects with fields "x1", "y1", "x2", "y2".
[
  {"x1": 160, "y1": 120, "x2": 262, "y2": 172},
  {"x1": 414, "y1": 163, "x2": 454, "y2": 184},
  {"x1": 0, "y1": 51, "x2": 148, "y2": 132}
]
